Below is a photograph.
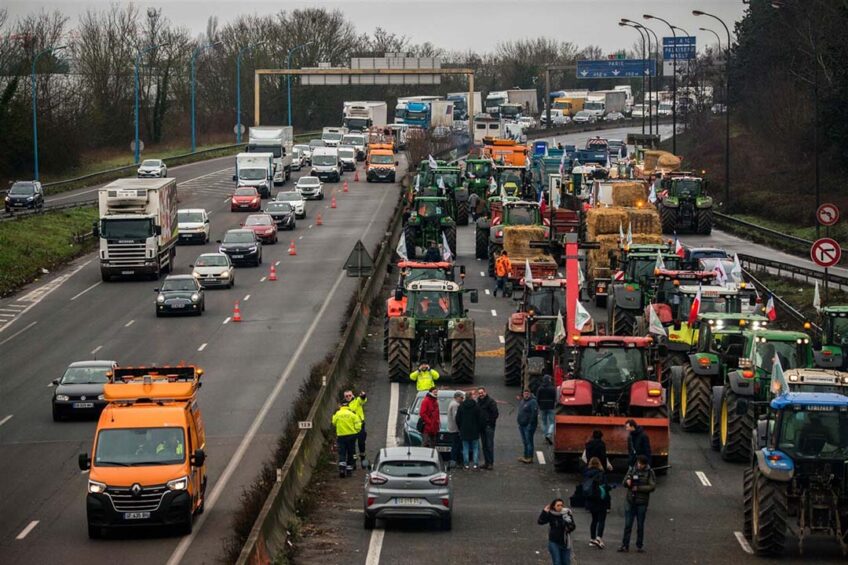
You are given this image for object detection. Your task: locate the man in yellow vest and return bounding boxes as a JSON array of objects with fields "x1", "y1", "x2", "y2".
[
  {"x1": 346, "y1": 389, "x2": 369, "y2": 468},
  {"x1": 410, "y1": 362, "x2": 439, "y2": 391},
  {"x1": 332, "y1": 400, "x2": 362, "y2": 478}
]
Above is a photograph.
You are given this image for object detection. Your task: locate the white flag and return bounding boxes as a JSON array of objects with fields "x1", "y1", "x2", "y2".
[
  {"x1": 574, "y1": 299, "x2": 592, "y2": 331},
  {"x1": 524, "y1": 259, "x2": 534, "y2": 291},
  {"x1": 428, "y1": 154, "x2": 438, "y2": 169},
  {"x1": 813, "y1": 280, "x2": 822, "y2": 312},
  {"x1": 619, "y1": 221, "x2": 625, "y2": 242},
  {"x1": 438, "y1": 176, "x2": 446, "y2": 192},
  {"x1": 553, "y1": 311, "x2": 566, "y2": 344},
  {"x1": 626, "y1": 222, "x2": 633, "y2": 248},
  {"x1": 654, "y1": 249, "x2": 666, "y2": 272},
  {"x1": 648, "y1": 305, "x2": 667, "y2": 337},
  {"x1": 396, "y1": 232, "x2": 408, "y2": 261},
  {"x1": 577, "y1": 263, "x2": 585, "y2": 288},
  {"x1": 731, "y1": 253, "x2": 743, "y2": 283},
  {"x1": 488, "y1": 176, "x2": 497, "y2": 194},
  {"x1": 714, "y1": 259, "x2": 728, "y2": 287},
  {"x1": 648, "y1": 184, "x2": 657, "y2": 204},
  {"x1": 441, "y1": 231, "x2": 453, "y2": 261},
  {"x1": 414, "y1": 174, "x2": 420, "y2": 192}
]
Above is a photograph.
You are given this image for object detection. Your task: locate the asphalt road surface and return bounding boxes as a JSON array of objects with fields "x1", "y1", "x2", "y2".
[{"x1": 0, "y1": 156, "x2": 401, "y2": 564}]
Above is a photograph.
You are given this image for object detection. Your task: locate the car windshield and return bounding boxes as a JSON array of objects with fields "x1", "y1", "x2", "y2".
[
  {"x1": 298, "y1": 178, "x2": 320, "y2": 187},
  {"x1": 309, "y1": 140, "x2": 324, "y2": 148},
  {"x1": 162, "y1": 278, "x2": 197, "y2": 292},
  {"x1": 339, "y1": 149, "x2": 355, "y2": 159},
  {"x1": 778, "y1": 409, "x2": 848, "y2": 459},
  {"x1": 224, "y1": 231, "x2": 255, "y2": 243},
  {"x1": 323, "y1": 133, "x2": 343, "y2": 142},
  {"x1": 406, "y1": 291, "x2": 460, "y2": 319},
  {"x1": 100, "y1": 218, "x2": 153, "y2": 239},
  {"x1": 754, "y1": 340, "x2": 810, "y2": 372},
  {"x1": 580, "y1": 347, "x2": 645, "y2": 388},
  {"x1": 245, "y1": 215, "x2": 272, "y2": 226},
  {"x1": 313, "y1": 155, "x2": 337, "y2": 166},
  {"x1": 61, "y1": 366, "x2": 111, "y2": 384},
  {"x1": 194, "y1": 254, "x2": 228, "y2": 267},
  {"x1": 691, "y1": 250, "x2": 728, "y2": 260},
  {"x1": 414, "y1": 200, "x2": 443, "y2": 218},
  {"x1": 506, "y1": 207, "x2": 537, "y2": 225},
  {"x1": 343, "y1": 135, "x2": 364, "y2": 145},
  {"x1": 412, "y1": 395, "x2": 453, "y2": 415},
  {"x1": 371, "y1": 154, "x2": 394, "y2": 164},
  {"x1": 235, "y1": 187, "x2": 257, "y2": 196},
  {"x1": 178, "y1": 211, "x2": 204, "y2": 223},
  {"x1": 266, "y1": 202, "x2": 293, "y2": 212},
  {"x1": 276, "y1": 192, "x2": 301, "y2": 202},
  {"x1": 378, "y1": 460, "x2": 439, "y2": 478},
  {"x1": 829, "y1": 316, "x2": 848, "y2": 345},
  {"x1": 527, "y1": 287, "x2": 565, "y2": 316},
  {"x1": 141, "y1": 160, "x2": 161, "y2": 167},
  {"x1": 95, "y1": 427, "x2": 186, "y2": 467},
  {"x1": 9, "y1": 183, "x2": 35, "y2": 195},
  {"x1": 404, "y1": 268, "x2": 448, "y2": 283},
  {"x1": 239, "y1": 168, "x2": 266, "y2": 181}
]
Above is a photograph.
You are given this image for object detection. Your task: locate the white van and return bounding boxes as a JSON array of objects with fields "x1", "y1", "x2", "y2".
[{"x1": 311, "y1": 147, "x2": 342, "y2": 182}]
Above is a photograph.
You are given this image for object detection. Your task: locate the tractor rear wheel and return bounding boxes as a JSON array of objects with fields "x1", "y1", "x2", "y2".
[
  {"x1": 387, "y1": 338, "x2": 412, "y2": 382},
  {"x1": 456, "y1": 201, "x2": 469, "y2": 226},
  {"x1": 444, "y1": 226, "x2": 457, "y2": 260},
  {"x1": 743, "y1": 467, "x2": 754, "y2": 539},
  {"x1": 382, "y1": 317, "x2": 389, "y2": 360},
  {"x1": 487, "y1": 244, "x2": 497, "y2": 277},
  {"x1": 504, "y1": 329, "x2": 524, "y2": 386},
  {"x1": 404, "y1": 226, "x2": 417, "y2": 260},
  {"x1": 719, "y1": 388, "x2": 753, "y2": 462},
  {"x1": 660, "y1": 206, "x2": 678, "y2": 235},
  {"x1": 612, "y1": 306, "x2": 635, "y2": 336},
  {"x1": 709, "y1": 400, "x2": 721, "y2": 451},
  {"x1": 680, "y1": 364, "x2": 710, "y2": 432},
  {"x1": 450, "y1": 338, "x2": 475, "y2": 383},
  {"x1": 751, "y1": 467, "x2": 788, "y2": 556},
  {"x1": 668, "y1": 374, "x2": 680, "y2": 423},
  {"x1": 475, "y1": 226, "x2": 489, "y2": 259},
  {"x1": 697, "y1": 208, "x2": 713, "y2": 235}
]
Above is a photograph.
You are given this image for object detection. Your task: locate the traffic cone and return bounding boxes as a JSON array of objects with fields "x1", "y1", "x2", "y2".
[
  {"x1": 343, "y1": 180, "x2": 349, "y2": 193},
  {"x1": 269, "y1": 264, "x2": 278, "y2": 281},
  {"x1": 354, "y1": 168, "x2": 360, "y2": 182},
  {"x1": 331, "y1": 195, "x2": 337, "y2": 209},
  {"x1": 316, "y1": 212, "x2": 323, "y2": 225},
  {"x1": 288, "y1": 240, "x2": 297, "y2": 256},
  {"x1": 232, "y1": 301, "x2": 242, "y2": 322}
]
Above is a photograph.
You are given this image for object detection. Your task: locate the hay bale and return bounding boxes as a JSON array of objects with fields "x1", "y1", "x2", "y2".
[
  {"x1": 611, "y1": 181, "x2": 649, "y2": 207},
  {"x1": 503, "y1": 225, "x2": 548, "y2": 259},
  {"x1": 642, "y1": 150, "x2": 681, "y2": 173},
  {"x1": 626, "y1": 208, "x2": 661, "y2": 235},
  {"x1": 587, "y1": 232, "x2": 665, "y2": 274},
  {"x1": 586, "y1": 208, "x2": 629, "y2": 237},
  {"x1": 657, "y1": 153, "x2": 682, "y2": 171}
]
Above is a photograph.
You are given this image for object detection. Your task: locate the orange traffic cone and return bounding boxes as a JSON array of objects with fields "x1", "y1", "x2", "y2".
[
  {"x1": 354, "y1": 168, "x2": 360, "y2": 182},
  {"x1": 232, "y1": 301, "x2": 242, "y2": 322},
  {"x1": 343, "y1": 180, "x2": 349, "y2": 192},
  {"x1": 316, "y1": 212, "x2": 323, "y2": 225},
  {"x1": 269, "y1": 264, "x2": 278, "y2": 281},
  {"x1": 331, "y1": 195, "x2": 337, "y2": 209},
  {"x1": 288, "y1": 240, "x2": 297, "y2": 256}
]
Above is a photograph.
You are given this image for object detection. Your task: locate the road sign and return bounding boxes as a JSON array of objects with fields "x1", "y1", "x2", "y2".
[
  {"x1": 344, "y1": 240, "x2": 374, "y2": 277},
  {"x1": 233, "y1": 124, "x2": 246, "y2": 135},
  {"x1": 298, "y1": 421, "x2": 313, "y2": 430},
  {"x1": 662, "y1": 59, "x2": 692, "y2": 77},
  {"x1": 576, "y1": 59, "x2": 656, "y2": 79},
  {"x1": 816, "y1": 203, "x2": 840, "y2": 226},
  {"x1": 130, "y1": 140, "x2": 144, "y2": 152},
  {"x1": 810, "y1": 238, "x2": 842, "y2": 268},
  {"x1": 663, "y1": 36, "x2": 696, "y2": 60}
]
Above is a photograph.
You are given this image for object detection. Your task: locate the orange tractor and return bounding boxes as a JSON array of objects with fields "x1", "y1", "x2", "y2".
[{"x1": 481, "y1": 137, "x2": 529, "y2": 167}]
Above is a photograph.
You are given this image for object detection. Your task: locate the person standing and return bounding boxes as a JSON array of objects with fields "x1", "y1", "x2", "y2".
[
  {"x1": 468, "y1": 192, "x2": 480, "y2": 222},
  {"x1": 538, "y1": 498, "x2": 576, "y2": 565},
  {"x1": 618, "y1": 454, "x2": 656, "y2": 553},
  {"x1": 346, "y1": 390, "x2": 368, "y2": 468},
  {"x1": 584, "y1": 457, "x2": 610, "y2": 549},
  {"x1": 536, "y1": 375, "x2": 557, "y2": 445},
  {"x1": 447, "y1": 391, "x2": 464, "y2": 466},
  {"x1": 419, "y1": 387, "x2": 441, "y2": 448},
  {"x1": 331, "y1": 400, "x2": 362, "y2": 478},
  {"x1": 625, "y1": 419, "x2": 652, "y2": 468},
  {"x1": 456, "y1": 390, "x2": 484, "y2": 469},
  {"x1": 585, "y1": 429, "x2": 613, "y2": 472},
  {"x1": 476, "y1": 387, "x2": 499, "y2": 469},
  {"x1": 517, "y1": 388, "x2": 539, "y2": 464},
  {"x1": 409, "y1": 362, "x2": 439, "y2": 392},
  {"x1": 494, "y1": 251, "x2": 511, "y2": 297}
]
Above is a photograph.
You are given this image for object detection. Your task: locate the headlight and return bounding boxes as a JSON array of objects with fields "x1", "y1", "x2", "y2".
[
  {"x1": 157, "y1": 295, "x2": 165, "y2": 303},
  {"x1": 88, "y1": 480, "x2": 107, "y2": 494},
  {"x1": 27, "y1": 196, "x2": 34, "y2": 201},
  {"x1": 97, "y1": 394, "x2": 105, "y2": 400},
  {"x1": 248, "y1": 246, "x2": 257, "y2": 252},
  {"x1": 219, "y1": 246, "x2": 225, "y2": 253},
  {"x1": 192, "y1": 271, "x2": 201, "y2": 278},
  {"x1": 4, "y1": 196, "x2": 9, "y2": 201},
  {"x1": 167, "y1": 476, "x2": 189, "y2": 491},
  {"x1": 220, "y1": 271, "x2": 230, "y2": 278},
  {"x1": 55, "y1": 394, "x2": 69, "y2": 401},
  {"x1": 191, "y1": 293, "x2": 200, "y2": 302}
]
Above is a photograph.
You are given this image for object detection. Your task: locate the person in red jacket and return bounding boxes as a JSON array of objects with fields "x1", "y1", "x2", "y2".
[{"x1": 419, "y1": 387, "x2": 441, "y2": 448}]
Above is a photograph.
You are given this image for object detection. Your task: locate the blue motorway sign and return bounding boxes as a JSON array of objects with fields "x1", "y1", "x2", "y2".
[
  {"x1": 576, "y1": 59, "x2": 656, "y2": 79},
  {"x1": 663, "y1": 36, "x2": 696, "y2": 60}
]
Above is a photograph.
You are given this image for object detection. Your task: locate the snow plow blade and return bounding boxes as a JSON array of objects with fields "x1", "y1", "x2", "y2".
[{"x1": 554, "y1": 415, "x2": 669, "y2": 460}]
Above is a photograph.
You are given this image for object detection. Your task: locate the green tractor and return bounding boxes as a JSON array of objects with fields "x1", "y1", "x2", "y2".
[
  {"x1": 404, "y1": 196, "x2": 457, "y2": 261},
  {"x1": 464, "y1": 158, "x2": 496, "y2": 212},
  {"x1": 814, "y1": 305, "x2": 848, "y2": 370},
  {"x1": 657, "y1": 174, "x2": 713, "y2": 235},
  {"x1": 386, "y1": 279, "x2": 479, "y2": 383},
  {"x1": 494, "y1": 164, "x2": 530, "y2": 199},
  {"x1": 420, "y1": 163, "x2": 469, "y2": 226},
  {"x1": 606, "y1": 251, "x2": 682, "y2": 336},
  {"x1": 475, "y1": 201, "x2": 545, "y2": 276}
]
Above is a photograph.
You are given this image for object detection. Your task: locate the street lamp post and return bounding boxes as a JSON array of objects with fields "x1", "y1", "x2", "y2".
[
  {"x1": 135, "y1": 43, "x2": 168, "y2": 164},
  {"x1": 286, "y1": 41, "x2": 315, "y2": 127},
  {"x1": 641, "y1": 24, "x2": 661, "y2": 136},
  {"x1": 622, "y1": 19, "x2": 655, "y2": 136},
  {"x1": 191, "y1": 41, "x2": 222, "y2": 153},
  {"x1": 619, "y1": 21, "x2": 647, "y2": 135},
  {"x1": 31, "y1": 45, "x2": 65, "y2": 181},
  {"x1": 693, "y1": 10, "x2": 732, "y2": 208},
  {"x1": 645, "y1": 14, "x2": 679, "y2": 154}
]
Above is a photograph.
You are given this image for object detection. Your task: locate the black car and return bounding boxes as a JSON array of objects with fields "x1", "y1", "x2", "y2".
[
  {"x1": 264, "y1": 201, "x2": 296, "y2": 230},
  {"x1": 5, "y1": 181, "x2": 44, "y2": 213},
  {"x1": 401, "y1": 390, "x2": 459, "y2": 458},
  {"x1": 218, "y1": 228, "x2": 262, "y2": 266},
  {"x1": 52, "y1": 360, "x2": 118, "y2": 421},
  {"x1": 155, "y1": 275, "x2": 205, "y2": 316}
]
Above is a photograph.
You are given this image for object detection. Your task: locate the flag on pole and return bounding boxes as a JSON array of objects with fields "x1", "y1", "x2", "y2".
[
  {"x1": 813, "y1": 280, "x2": 822, "y2": 312},
  {"x1": 619, "y1": 221, "x2": 625, "y2": 243},
  {"x1": 428, "y1": 154, "x2": 438, "y2": 169},
  {"x1": 577, "y1": 263, "x2": 585, "y2": 288},
  {"x1": 524, "y1": 259, "x2": 534, "y2": 291},
  {"x1": 770, "y1": 352, "x2": 787, "y2": 395},
  {"x1": 574, "y1": 299, "x2": 592, "y2": 331},
  {"x1": 688, "y1": 285, "x2": 702, "y2": 325},
  {"x1": 714, "y1": 259, "x2": 728, "y2": 287},
  {"x1": 488, "y1": 176, "x2": 497, "y2": 194},
  {"x1": 553, "y1": 311, "x2": 566, "y2": 344},
  {"x1": 654, "y1": 250, "x2": 666, "y2": 272},
  {"x1": 731, "y1": 252, "x2": 743, "y2": 282},
  {"x1": 626, "y1": 222, "x2": 633, "y2": 248},
  {"x1": 648, "y1": 305, "x2": 667, "y2": 337},
  {"x1": 559, "y1": 151, "x2": 566, "y2": 175},
  {"x1": 396, "y1": 232, "x2": 408, "y2": 261},
  {"x1": 437, "y1": 176, "x2": 446, "y2": 193},
  {"x1": 441, "y1": 231, "x2": 453, "y2": 262},
  {"x1": 648, "y1": 184, "x2": 657, "y2": 204},
  {"x1": 674, "y1": 237, "x2": 685, "y2": 259},
  {"x1": 414, "y1": 174, "x2": 420, "y2": 192},
  {"x1": 766, "y1": 294, "x2": 777, "y2": 321}
]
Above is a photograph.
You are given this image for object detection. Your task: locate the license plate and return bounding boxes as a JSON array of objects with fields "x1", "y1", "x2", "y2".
[
  {"x1": 240, "y1": 204, "x2": 249, "y2": 208},
  {"x1": 232, "y1": 255, "x2": 244, "y2": 259},
  {"x1": 171, "y1": 304, "x2": 185, "y2": 309},
  {"x1": 73, "y1": 402, "x2": 94, "y2": 409},
  {"x1": 121, "y1": 270, "x2": 134, "y2": 275},
  {"x1": 123, "y1": 512, "x2": 150, "y2": 520},
  {"x1": 436, "y1": 446, "x2": 451, "y2": 453},
  {"x1": 395, "y1": 498, "x2": 422, "y2": 505}
]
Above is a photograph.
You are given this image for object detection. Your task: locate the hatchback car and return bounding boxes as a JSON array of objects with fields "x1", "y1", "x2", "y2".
[
  {"x1": 264, "y1": 201, "x2": 296, "y2": 230},
  {"x1": 231, "y1": 186, "x2": 262, "y2": 212},
  {"x1": 363, "y1": 446, "x2": 452, "y2": 531},
  {"x1": 338, "y1": 146, "x2": 357, "y2": 171},
  {"x1": 295, "y1": 176, "x2": 324, "y2": 201},
  {"x1": 243, "y1": 213, "x2": 278, "y2": 244},
  {"x1": 191, "y1": 252, "x2": 235, "y2": 289},
  {"x1": 137, "y1": 159, "x2": 167, "y2": 178},
  {"x1": 52, "y1": 360, "x2": 118, "y2": 421},
  {"x1": 218, "y1": 228, "x2": 262, "y2": 266},
  {"x1": 604, "y1": 111, "x2": 625, "y2": 122},
  {"x1": 177, "y1": 208, "x2": 210, "y2": 244},
  {"x1": 155, "y1": 275, "x2": 205, "y2": 317},
  {"x1": 276, "y1": 190, "x2": 306, "y2": 218},
  {"x1": 308, "y1": 139, "x2": 326, "y2": 151},
  {"x1": 4, "y1": 181, "x2": 44, "y2": 212},
  {"x1": 572, "y1": 110, "x2": 596, "y2": 124},
  {"x1": 401, "y1": 390, "x2": 459, "y2": 455}
]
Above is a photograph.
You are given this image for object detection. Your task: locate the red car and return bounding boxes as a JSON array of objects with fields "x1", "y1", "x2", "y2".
[
  {"x1": 243, "y1": 213, "x2": 278, "y2": 244},
  {"x1": 231, "y1": 186, "x2": 261, "y2": 212}
]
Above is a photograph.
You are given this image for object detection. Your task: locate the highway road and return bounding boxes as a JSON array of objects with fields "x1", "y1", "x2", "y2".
[{"x1": 0, "y1": 155, "x2": 402, "y2": 564}]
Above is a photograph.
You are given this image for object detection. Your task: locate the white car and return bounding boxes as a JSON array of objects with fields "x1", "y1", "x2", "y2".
[
  {"x1": 276, "y1": 190, "x2": 306, "y2": 218},
  {"x1": 137, "y1": 159, "x2": 167, "y2": 178},
  {"x1": 191, "y1": 252, "x2": 235, "y2": 289},
  {"x1": 177, "y1": 208, "x2": 210, "y2": 244},
  {"x1": 294, "y1": 144, "x2": 312, "y2": 165},
  {"x1": 604, "y1": 112, "x2": 625, "y2": 122},
  {"x1": 342, "y1": 134, "x2": 366, "y2": 161},
  {"x1": 517, "y1": 116, "x2": 537, "y2": 129},
  {"x1": 572, "y1": 110, "x2": 596, "y2": 124},
  {"x1": 291, "y1": 147, "x2": 305, "y2": 171},
  {"x1": 295, "y1": 176, "x2": 324, "y2": 201}
]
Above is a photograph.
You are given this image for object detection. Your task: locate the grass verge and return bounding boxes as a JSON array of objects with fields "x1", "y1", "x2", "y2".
[
  {"x1": 750, "y1": 271, "x2": 848, "y2": 328},
  {"x1": 0, "y1": 207, "x2": 98, "y2": 297}
]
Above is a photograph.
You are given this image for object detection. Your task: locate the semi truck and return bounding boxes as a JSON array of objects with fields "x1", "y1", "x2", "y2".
[
  {"x1": 342, "y1": 101, "x2": 388, "y2": 131},
  {"x1": 234, "y1": 152, "x2": 274, "y2": 198},
  {"x1": 405, "y1": 100, "x2": 455, "y2": 129},
  {"x1": 484, "y1": 89, "x2": 539, "y2": 118},
  {"x1": 95, "y1": 178, "x2": 178, "y2": 281},
  {"x1": 446, "y1": 91, "x2": 482, "y2": 120},
  {"x1": 394, "y1": 95, "x2": 442, "y2": 124},
  {"x1": 246, "y1": 126, "x2": 292, "y2": 185}
]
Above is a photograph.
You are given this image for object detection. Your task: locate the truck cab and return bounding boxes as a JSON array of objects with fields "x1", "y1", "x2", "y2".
[
  {"x1": 234, "y1": 152, "x2": 273, "y2": 198},
  {"x1": 321, "y1": 127, "x2": 347, "y2": 148}
]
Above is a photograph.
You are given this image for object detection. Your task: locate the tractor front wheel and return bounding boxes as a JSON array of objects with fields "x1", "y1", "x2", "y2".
[
  {"x1": 719, "y1": 388, "x2": 753, "y2": 462},
  {"x1": 751, "y1": 467, "x2": 788, "y2": 556},
  {"x1": 697, "y1": 208, "x2": 713, "y2": 235},
  {"x1": 660, "y1": 206, "x2": 678, "y2": 235}
]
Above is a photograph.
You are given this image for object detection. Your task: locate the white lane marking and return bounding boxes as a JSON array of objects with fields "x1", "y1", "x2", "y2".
[
  {"x1": 365, "y1": 530, "x2": 386, "y2": 565},
  {"x1": 734, "y1": 531, "x2": 754, "y2": 554},
  {"x1": 124, "y1": 319, "x2": 135, "y2": 328},
  {"x1": 695, "y1": 471, "x2": 712, "y2": 487},
  {"x1": 0, "y1": 308, "x2": 22, "y2": 313},
  {"x1": 499, "y1": 335, "x2": 505, "y2": 344},
  {"x1": 0, "y1": 313, "x2": 14, "y2": 318},
  {"x1": 6, "y1": 304, "x2": 25, "y2": 310},
  {"x1": 0, "y1": 322, "x2": 37, "y2": 347},
  {"x1": 222, "y1": 317, "x2": 231, "y2": 325},
  {"x1": 308, "y1": 224, "x2": 313, "y2": 229},
  {"x1": 70, "y1": 281, "x2": 101, "y2": 301},
  {"x1": 536, "y1": 451, "x2": 546, "y2": 465},
  {"x1": 0, "y1": 414, "x2": 13, "y2": 427},
  {"x1": 197, "y1": 343, "x2": 207, "y2": 352},
  {"x1": 243, "y1": 294, "x2": 251, "y2": 302},
  {"x1": 15, "y1": 520, "x2": 38, "y2": 540},
  {"x1": 480, "y1": 271, "x2": 485, "y2": 276},
  {"x1": 387, "y1": 382, "x2": 400, "y2": 448},
  {"x1": 260, "y1": 276, "x2": 267, "y2": 282},
  {"x1": 490, "y1": 309, "x2": 497, "y2": 317},
  {"x1": 275, "y1": 260, "x2": 281, "y2": 266},
  {"x1": 90, "y1": 345, "x2": 103, "y2": 355},
  {"x1": 298, "y1": 235, "x2": 303, "y2": 240},
  {"x1": 1, "y1": 261, "x2": 90, "y2": 335},
  {"x1": 484, "y1": 289, "x2": 490, "y2": 295}
]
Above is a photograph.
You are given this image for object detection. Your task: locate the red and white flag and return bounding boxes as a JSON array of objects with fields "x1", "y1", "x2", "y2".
[
  {"x1": 674, "y1": 238, "x2": 685, "y2": 259},
  {"x1": 766, "y1": 295, "x2": 777, "y2": 321},
  {"x1": 688, "y1": 286, "x2": 702, "y2": 325}
]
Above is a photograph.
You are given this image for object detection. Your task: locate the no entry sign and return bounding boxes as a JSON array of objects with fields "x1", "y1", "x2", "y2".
[{"x1": 811, "y1": 238, "x2": 842, "y2": 268}]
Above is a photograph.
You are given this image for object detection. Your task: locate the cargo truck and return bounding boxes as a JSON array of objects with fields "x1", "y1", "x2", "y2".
[
  {"x1": 447, "y1": 91, "x2": 482, "y2": 120},
  {"x1": 485, "y1": 91, "x2": 509, "y2": 117},
  {"x1": 485, "y1": 89, "x2": 538, "y2": 118},
  {"x1": 246, "y1": 126, "x2": 292, "y2": 185},
  {"x1": 343, "y1": 101, "x2": 388, "y2": 131},
  {"x1": 405, "y1": 100, "x2": 454, "y2": 129},
  {"x1": 551, "y1": 97, "x2": 585, "y2": 117},
  {"x1": 233, "y1": 152, "x2": 274, "y2": 198},
  {"x1": 394, "y1": 96, "x2": 442, "y2": 124},
  {"x1": 583, "y1": 91, "x2": 627, "y2": 120},
  {"x1": 94, "y1": 178, "x2": 178, "y2": 281}
]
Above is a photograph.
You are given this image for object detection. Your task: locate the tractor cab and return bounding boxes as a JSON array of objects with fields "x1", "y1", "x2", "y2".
[
  {"x1": 465, "y1": 159, "x2": 494, "y2": 185},
  {"x1": 623, "y1": 253, "x2": 681, "y2": 286},
  {"x1": 405, "y1": 282, "x2": 468, "y2": 321},
  {"x1": 658, "y1": 174, "x2": 714, "y2": 235},
  {"x1": 815, "y1": 306, "x2": 848, "y2": 369},
  {"x1": 494, "y1": 165, "x2": 529, "y2": 198}
]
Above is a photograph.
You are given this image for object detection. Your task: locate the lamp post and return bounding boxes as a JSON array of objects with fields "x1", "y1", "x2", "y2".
[
  {"x1": 31, "y1": 45, "x2": 65, "y2": 181},
  {"x1": 191, "y1": 41, "x2": 222, "y2": 153},
  {"x1": 286, "y1": 41, "x2": 314, "y2": 127},
  {"x1": 640, "y1": 24, "x2": 661, "y2": 136},
  {"x1": 693, "y1": 10, "x2": 731, "y2": 208},
  {"x1": 135, "y1": 43, "x2": 168, "y2": 164},
  {"x1": 236, "y1": 43, "x2": 263, "y2": 144},
  {"x1": 622, "y1": 19, "x2": 655, "y2": 136},
  {"x1": 619, "y1": 21, "x2": 647, "y2": 135},
  {"x1": 645, "y1": 14, "x2": 679, "y2": 154}
]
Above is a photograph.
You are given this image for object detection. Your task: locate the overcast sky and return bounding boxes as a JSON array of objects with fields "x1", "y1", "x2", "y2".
[{"x1": 6, "y1": 0, "x2": 746, "y2": 54}]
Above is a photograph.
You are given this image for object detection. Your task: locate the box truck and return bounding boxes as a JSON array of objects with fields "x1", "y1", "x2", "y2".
[
  {"x1": 234, "y1": 152, "x2": 274, "y2": 198},
  {"x1": 246, "y1": 126, "x2": 292, "y2": 185},
  {"x1": 447, "y1": 91, "x2": 482, "y2": 120},
  {"x1": 343, "y1": 101, "x2": 388, "y2": 131}
]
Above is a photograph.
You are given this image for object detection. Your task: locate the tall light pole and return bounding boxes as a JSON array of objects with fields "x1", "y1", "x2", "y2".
[
  {"x1": 135, "y1": 43, "x2": 168, "y2": 164},
  {"x1": 286, "y1": 41, "x2": 314, "y2": 127},
  {"x1": 641, "y1": 24, "x2": 661, "y2": 136},
  {"x1": 645, "y1": 14, "x2": 679, "y2": 154},
  {"x1": 191, "y1": 41, "x2": 222, "y2": 153},
  {"x1": 31, "y1": 45, "x2": 65, "y2": 181},
  {"x1": 694, "y1": 10, "x2": 731, "y2": 208},
  {"x1": 236, "y1": 43, "x2": 264, "y2": 144},
  {"x1": 619, "y1": 21, "x2": 647, "y2": 135},
  {"x1": 622, "y1": 19, "x2": 655, "y2": 136}
]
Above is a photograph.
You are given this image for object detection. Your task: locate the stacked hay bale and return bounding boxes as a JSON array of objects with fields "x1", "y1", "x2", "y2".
[
  {"x1": 502, "y1": 226, "x2": 556, "y2": 267},
  {"x1": 636, "y1": 150, "x2": 682, "y2": 178}
]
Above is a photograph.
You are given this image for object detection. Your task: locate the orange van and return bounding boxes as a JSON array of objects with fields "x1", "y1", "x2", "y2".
[{"x1": 366, "y1": 143, "x2": 398, "y2": 183}]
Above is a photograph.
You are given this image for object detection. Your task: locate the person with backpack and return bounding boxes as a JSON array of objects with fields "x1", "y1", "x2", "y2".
[
  {"x1": 538, "y1": 498, "x2": 576, "y2": 565},
  {"x1": 536, "y1": 375, "x2": 557, "y2": 444},
  {"x1": 583, "y1": 457, "x2": 610, "y2": 549}
]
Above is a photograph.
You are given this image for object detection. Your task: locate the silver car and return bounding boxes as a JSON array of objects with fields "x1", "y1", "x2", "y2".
[
  {"x1": 275, "y1": 190, "x2": 306, "y2": 218},
  {"x1": 191, "y1": 252, "x2": 235, "y2": 289},
  {"x1": 363, "y1": 446, "x2": 452, "y2": 531},
  {"x1": 294, "y1": 144, "x2": 312, "y2": 165},
  {"x1": 137, "y1": 159, "x2": 167, "y2": 178}
]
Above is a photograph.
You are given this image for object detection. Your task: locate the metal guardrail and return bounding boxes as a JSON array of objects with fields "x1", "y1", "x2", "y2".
[
  {"x1": 525, "y1": 116, "x2": 674, "y2": 140},
  {"x1": 714, "y1": 212, "x2": 814, "y2": 249},
  {"x1": 742, "y1": 267, "x2": 822, "y2": 336},
  {"x1": 738, "y1": 253, "x2": 848, "y2": 289}
]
